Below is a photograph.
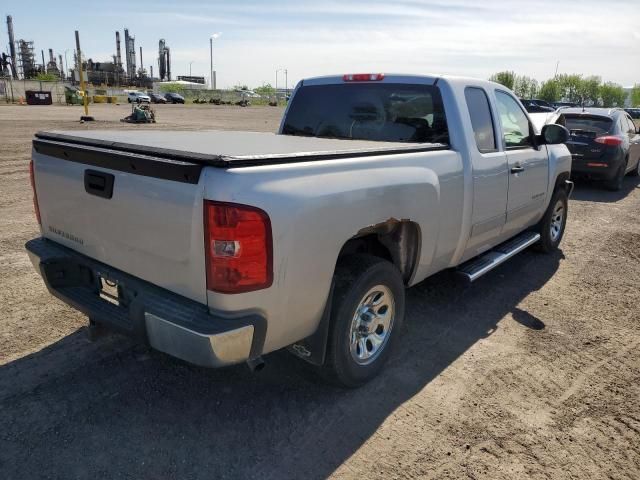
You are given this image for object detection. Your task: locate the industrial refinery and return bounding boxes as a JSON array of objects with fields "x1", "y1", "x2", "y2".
[{"x1": 1, "y1": 14, "x2": 172, "y2": 88}]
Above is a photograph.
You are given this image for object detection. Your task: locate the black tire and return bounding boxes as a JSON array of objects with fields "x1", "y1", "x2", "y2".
[
  {"x1": 629, "y1": 157, "x2": 640, "y2": 177},
  {"x1": 322, "y1": 254, "x2": 405, "y2": 387},
  {"x1": 535, "y1": 188, "x2": 568, "y2": 253},
  {"x1": 604, "y1": 161, "x2": 626, "y2": 191}
]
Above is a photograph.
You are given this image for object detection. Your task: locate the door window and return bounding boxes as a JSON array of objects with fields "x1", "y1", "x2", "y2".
[
  {"x1": 495, "y1": 91, "x2": 533, "y2": 149},
  {"x1": 464, "y1": 87, "x2": 497, "y2": 153}
]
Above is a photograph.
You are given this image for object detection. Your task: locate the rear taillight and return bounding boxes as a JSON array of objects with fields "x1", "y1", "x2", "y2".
[
  {"x1": 204, "y1": 200, "x2": 272, "y2": 293},
  {"x1": 594, "y1": 136, "x2": 623, "y2": 146},
  {"x1": 29, "y1": 160, "x2": 41, "y2": 225},
  {"x1": 343, "y1": 73, "x2": 385, "y2": 82}
]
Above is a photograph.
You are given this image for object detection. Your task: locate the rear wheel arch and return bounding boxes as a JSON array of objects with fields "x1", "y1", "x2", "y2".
[{"x1": 337, "y1": 219, "x2": 421, "y2": 285}]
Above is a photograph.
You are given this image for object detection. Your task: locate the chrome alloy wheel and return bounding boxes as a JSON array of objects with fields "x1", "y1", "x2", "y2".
[
  {"x1": 349, "y1": 285, "x2": 395, "y2": 365},
  {"x1": 550, "y1": 200, "x2": 565, "y2": 242}
]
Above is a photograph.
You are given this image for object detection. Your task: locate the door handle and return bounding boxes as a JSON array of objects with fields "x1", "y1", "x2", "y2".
[{"x1": 510, "y1": 165, "x2": 525, "y2": 174}]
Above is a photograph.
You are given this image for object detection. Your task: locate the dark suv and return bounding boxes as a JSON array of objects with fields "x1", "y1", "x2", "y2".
[
  {"x1": 164, "y1": 92, "x2": 185, "y2": 104},
  {"x1": 520, "y1": 98, "x2": 555, "y2": 113},
  {"x1": 555, "y1": 108, "x2": 640, "y2": 190}
]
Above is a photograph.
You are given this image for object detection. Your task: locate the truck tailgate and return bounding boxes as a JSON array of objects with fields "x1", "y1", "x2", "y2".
[{"x1": 32, "y1": 148, "x2": 207, "y2": 304}]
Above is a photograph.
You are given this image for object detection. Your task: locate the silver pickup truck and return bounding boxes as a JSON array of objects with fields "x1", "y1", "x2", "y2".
[{"x1": 26, "y1": 74, "x2": 572, "y2": 386}]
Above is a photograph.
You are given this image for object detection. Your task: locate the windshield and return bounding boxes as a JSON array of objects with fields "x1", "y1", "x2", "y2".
[{"x1": 282, "y1": 83, "x2": 449, "y2": 143}]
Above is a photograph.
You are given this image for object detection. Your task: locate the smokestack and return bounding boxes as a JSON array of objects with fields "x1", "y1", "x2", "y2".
[
  {"x1": 123, "y1": 28, "x2": 136, "y2": 77},
  {"x1": 139, "y1": 46, "x2": 143, "y2": 75},
  {"x1": 6, "y1": 15, "x2": 18, "y2": 79},
  {"x1": 48, "y1": 48, "x2": 54, "y2": 63},
  {"x1": 59, "y1": 54, "x2": 64, "y2": 78},
  {"x1": 41, "y1": 49, "x2": 45, "y2": 72},
  {"x1": 166, "y1": 47, "x2": 170, "y2": 81},
  {"x1": 115, "y1": 31, "x2": 122, "y2": 70}
]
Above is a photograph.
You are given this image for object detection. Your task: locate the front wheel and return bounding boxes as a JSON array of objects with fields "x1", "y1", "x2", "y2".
[
  {"x1": 322, "y1": 255, "x2": 405, "y2": 387},
  {"x1": 535, "y1": 188, "x2": 568, "y2": 253}
]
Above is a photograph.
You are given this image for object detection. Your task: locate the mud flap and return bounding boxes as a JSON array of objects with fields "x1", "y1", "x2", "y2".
[{"x1": 287, "y1": 281, "x2": 335, "y2": 366}]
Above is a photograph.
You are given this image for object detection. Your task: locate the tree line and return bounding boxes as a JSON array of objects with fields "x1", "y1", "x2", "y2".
[{"x1": 489, "y1": 71, "x2": 640, "y2": 108}]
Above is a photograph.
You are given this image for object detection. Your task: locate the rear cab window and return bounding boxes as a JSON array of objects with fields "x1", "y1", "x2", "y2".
[
  {"x1": 464, "y1": 87, "x2": 497, "y2": 153},
  {"x1": 282, "y1": 83, "x2": 449, "y2": 144}
]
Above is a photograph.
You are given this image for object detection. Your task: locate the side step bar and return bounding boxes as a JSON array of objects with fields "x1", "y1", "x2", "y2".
[{"x1": 457, "y1": 232, "x2": 541, "y2": 282}]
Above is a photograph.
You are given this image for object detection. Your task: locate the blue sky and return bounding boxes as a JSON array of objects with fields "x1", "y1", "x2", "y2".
[{"x1": 3, "y1": 0, "x2": 640, "y2": 88}]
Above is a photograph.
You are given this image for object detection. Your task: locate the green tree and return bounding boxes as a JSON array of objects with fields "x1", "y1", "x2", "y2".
[
  {"x1": 254, "y1": 83, "x2": 275, "y2": 97},
  {"x1": 159, "y1": 83, "x2": 186, "y2": 94},
  {"x1": 35, "y1": 72, "x2": 57, "y2": 81},
  {"x1": 538, "y1": 79, "x2": 561, "y2": 102},
  {"x1": 631, "y1": 84, "x2": 640, "y2": 107},
  {"x1": 556, "y1": 74, "x2": 584, "y2": 103},
  {"x1": 489, "y1": 71, "x2": 516, "y2": 90},
  {"x1": 513, "y1": 75, "x2": 539, "y2": 98},
  {"x1": 578, "y1": 75, "x2": 601, "y2": 106},
  {"x1": 599, "y1": 82, "x2": 626, "y2": 107}
]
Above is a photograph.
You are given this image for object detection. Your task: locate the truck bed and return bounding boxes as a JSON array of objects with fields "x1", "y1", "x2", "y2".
[{"x1": 34, "y1": 130, "x2": 447, "y2": 171}]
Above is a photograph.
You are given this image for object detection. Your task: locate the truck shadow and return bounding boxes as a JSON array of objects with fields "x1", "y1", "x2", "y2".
[
  {"x1": 570, "y1": 176, "x2": 640, "y2": 203},
  {"x1": 0, "y1": 249, "x2": 563, "y2": 479}
]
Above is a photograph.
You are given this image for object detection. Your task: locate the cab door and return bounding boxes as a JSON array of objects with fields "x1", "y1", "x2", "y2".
[
  {"x1": 463, "y1": 86, "x2": 509, "y2": 257},
  {"x1": 494, "y1": 90, "x2": 549, "y2": 235}
]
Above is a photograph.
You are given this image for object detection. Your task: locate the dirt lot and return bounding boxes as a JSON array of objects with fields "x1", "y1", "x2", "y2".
[{"x1": 1, "y1": 103, "x2": 639, "y2": 479}]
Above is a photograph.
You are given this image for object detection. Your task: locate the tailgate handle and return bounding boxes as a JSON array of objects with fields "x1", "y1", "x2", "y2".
[{"x1": 84, "y1": 170, "x2": 114, "y2": 199}]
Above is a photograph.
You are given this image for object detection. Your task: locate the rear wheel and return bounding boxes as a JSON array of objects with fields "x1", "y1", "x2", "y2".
[
  {"x1": 630, "y1": 157, "x2": 640, "y2": 177},
  {"x1": 535, "y1": 188, "x2": 568, "y2": 253},
  {"x1": 322, "y1": 255, "x2": 405, "y2": 387},
  {"x1": 604, "y1": 161, "x2": 626, "y2": 191}
]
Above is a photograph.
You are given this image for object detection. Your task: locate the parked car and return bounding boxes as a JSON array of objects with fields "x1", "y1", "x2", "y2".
[
  {"x1": 27, "y1": 73, "x2": 572, "y2": 386},
  {"x1": 553, "y1": 108, "x2": 640, "y2": 190},
  {"x1": 521, "y1": 99, "x2": 555, "y2": 113},
  {"x1": 164, "y1": 92, "x2": 185, "y2": 104},
  {"x1": 624, "y1": 108, "x2": 640, "y2": 120},
  {"x1": 127, "y1": 91, "x2": 150, "y2": 103},
  {"x1": 553, "y1": 101, "x2": 578, "y2": 109},
  {"x1": 149, "y1": 93, "x2": 167, "y2": 104}
]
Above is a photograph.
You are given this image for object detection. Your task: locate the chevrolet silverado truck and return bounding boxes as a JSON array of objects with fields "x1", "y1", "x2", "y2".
[{"x1": 26, "y1": 74, "x2": 572, "y2": 386}]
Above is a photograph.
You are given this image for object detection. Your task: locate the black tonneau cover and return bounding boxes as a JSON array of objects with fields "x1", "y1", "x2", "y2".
[{"x1": 33, "y1": 130, "x2": 448, "y2": 184}]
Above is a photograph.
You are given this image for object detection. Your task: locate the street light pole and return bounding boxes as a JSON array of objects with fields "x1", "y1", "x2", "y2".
[
  {"x1": 276, "y1": 68, "x2": 284, "y2": 104},
  {"x1": 284, "y1": 69, "x2": 288, "y2": 98},
  {"x1": 189, "y1": 61, "x2": 194, "y2": 77}
]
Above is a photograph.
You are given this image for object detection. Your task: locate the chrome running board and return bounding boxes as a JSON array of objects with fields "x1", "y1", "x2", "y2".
[{"x1": 457, "y1": 232, "x2": 541, "y2": 282}]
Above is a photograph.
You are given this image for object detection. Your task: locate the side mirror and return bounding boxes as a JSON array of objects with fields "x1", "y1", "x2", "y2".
[{"x1": 541, "y1": 124, "x2": 569, "y2": 145}]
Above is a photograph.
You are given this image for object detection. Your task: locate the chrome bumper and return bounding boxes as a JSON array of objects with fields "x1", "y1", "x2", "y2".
[{"x1": 25, "y1": 237, "x2": 266, "y2": 368}]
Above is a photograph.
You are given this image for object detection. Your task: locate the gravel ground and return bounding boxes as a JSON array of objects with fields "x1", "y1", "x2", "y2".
[{"x1": 1, "y1": 103, "x2": 639, "y2": 480}]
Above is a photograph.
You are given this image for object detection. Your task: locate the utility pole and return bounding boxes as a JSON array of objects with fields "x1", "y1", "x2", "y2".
[{"x1": 75, "y1": 30, "x2": 93, "y2": 121}]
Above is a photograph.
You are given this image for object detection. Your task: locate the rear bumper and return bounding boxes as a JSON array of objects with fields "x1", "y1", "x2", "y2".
[
  {"x1": 570, "y1": 151, "x2": 624, "y2": 180},
  {"x1": 25, "y1": 237, "x2": 266, "y2": 368}
]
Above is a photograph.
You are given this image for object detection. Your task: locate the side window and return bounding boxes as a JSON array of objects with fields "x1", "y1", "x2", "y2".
[
  {"x1": 495, "y1": 91, "x2": 533, "y2": 148},
  {"x1": 626, "y1": 116, "x2": 636, "y2": 134},
  {"x1": 464, "y1": 87, "x2": 497, "y2": 153}
]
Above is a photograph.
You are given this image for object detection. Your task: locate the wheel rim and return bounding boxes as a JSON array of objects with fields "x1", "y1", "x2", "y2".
[
  {"x1": 349, "y1": 285, "x2": 395, "y2": 365},
  {"x1": 550, "y1": 200, "x2": 565, "y2": 242}
]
